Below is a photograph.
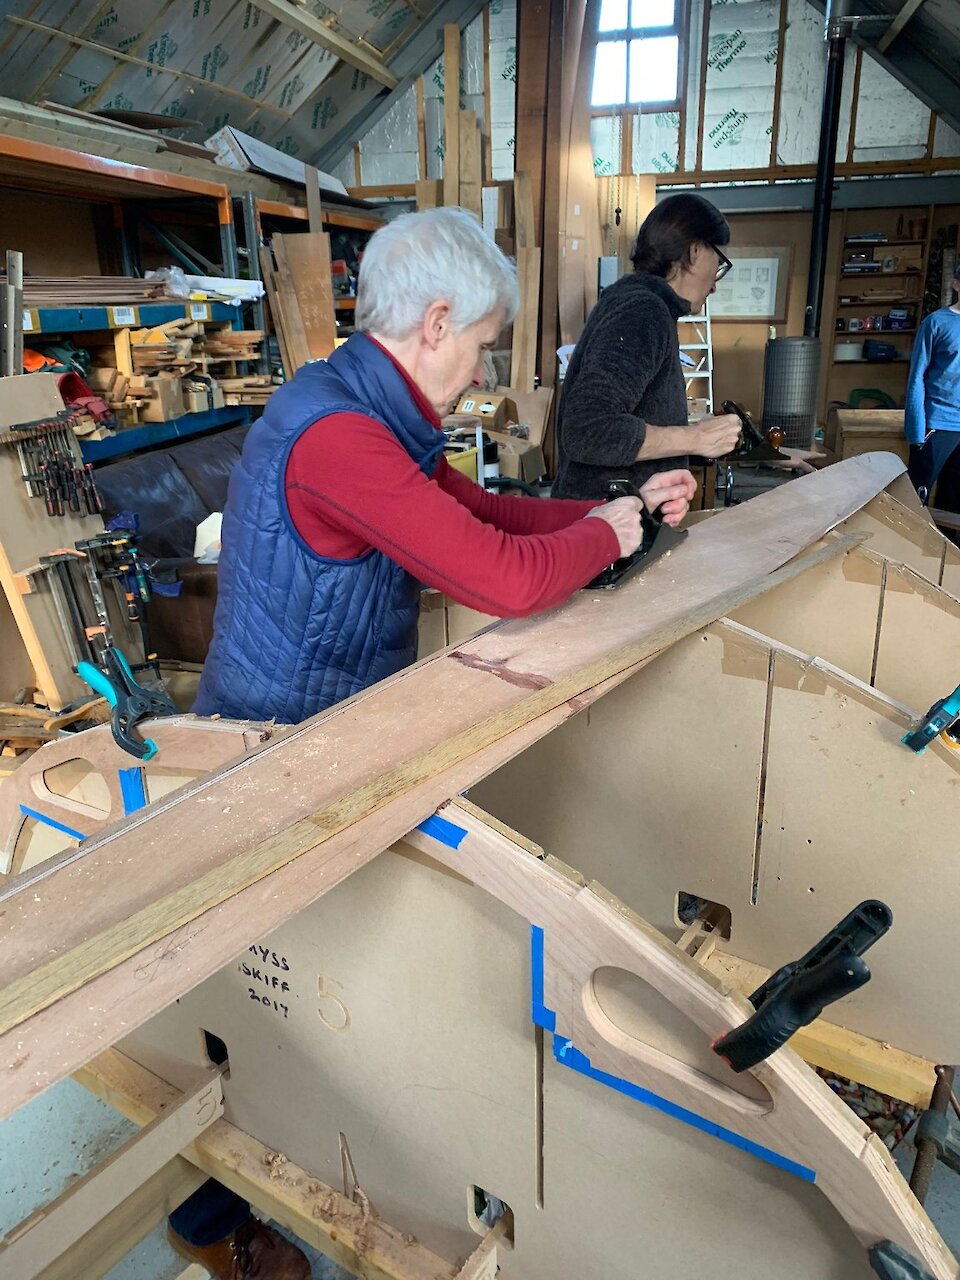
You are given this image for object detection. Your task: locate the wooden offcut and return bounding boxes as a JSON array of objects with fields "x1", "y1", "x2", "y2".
[
  {"x1": 442, "y1": 25, "x2": 461, "y2": 207},
  {"x1": 510, "y1": 246, "x2": 541, "y2": 394},
  {"x1": 273, "y1": 232, "x2": 337, "y2": 366},
  {"x1": 458, "y1": 109, "x2": 482, "y2": 216}
]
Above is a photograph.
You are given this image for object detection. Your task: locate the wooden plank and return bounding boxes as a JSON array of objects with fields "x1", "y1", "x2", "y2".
[
  {"x1": 557, "y1": 0, "x2": 603, "y2": 347},
  {"x1": 512, "y1": 172, "x2": 536, "y2": 250},
  {"x1": 877, "y1": 0, "x2": 926, "y2": 53},
  {"x1": 416, "y1": 179, "x2": 442, "y2": 211},
  {"x1": 514, "y1": 0, "x2": 550, "y2": 246},
  {"x1": 0, "y1": 457, "x2": 903, "y2": 1114},
  {"x1": 259, "y1": 246, "x2": 293, "y2": 380},
  {"x1": 251, "y1": 0, "x2": 398, "y2": 87},
  {"x1": 442, "y1": 25, "x2": 461, "y2": 208},
  {"x1": 269, "y1": 238, "x2": 313, "y2": 371},
  {"x1": 481, "y1": 6, "x2": 493, "y2": 181},
  {"x1": 304, "y1": 164, "x2": 324, "y2": 233},
  {"x1": 0, "y1": 655, "x2": 652, "y2": 1122},
  {"x1": 537, "y1": 0, "x2": 564, "y2": 388},
  {"x1": 510, "y1": 246, "x2": 540, "y2": 394},
  {"x1": 77, "y1": 1051, "x2": 457, "y2": 1280},
  {"x1": 1, "y1": 1068, "x2": 222, "y2": 1276},
  {"x1": 458, "y1": 110, "x2": 482, "y2": 217},
  {"x1": 416, "y1": 76, "x2": 428, "y2": 180},
  {"x1": 273, "y1": 232, "x2": 337, "y2": 363},
  {"x1": 35, "y1": 1157, "x2": 204, "y2": 1280}
]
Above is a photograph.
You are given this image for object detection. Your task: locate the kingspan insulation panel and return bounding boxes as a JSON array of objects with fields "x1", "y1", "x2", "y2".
[
  {"x1": 775, "y1": 0, "x2": 855, "y2": 166},
  {"x1": 701, "y1": 0, "x2": 780, "y2": 171},
  {"x1": 853, "y1": 55, "x2": 930, "y2": 163},
  {"x1": 359, "y1": 82, "x2": 419, "y2": 185}
]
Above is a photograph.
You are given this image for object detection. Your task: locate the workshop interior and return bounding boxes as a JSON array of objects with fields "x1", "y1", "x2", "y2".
[{"x1": 1, "y1": 0, "x2": 960, "y2": 1277}]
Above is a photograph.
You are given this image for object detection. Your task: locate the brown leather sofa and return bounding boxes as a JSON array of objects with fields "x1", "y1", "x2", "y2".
[{"x1": 95, "y1": 425, "x2": 250, "y2": 664}]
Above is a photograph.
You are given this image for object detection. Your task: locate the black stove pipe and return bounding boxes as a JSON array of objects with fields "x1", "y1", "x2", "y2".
[{"x1": 803, "y1": 0, "x2": 858, "y2": 339}]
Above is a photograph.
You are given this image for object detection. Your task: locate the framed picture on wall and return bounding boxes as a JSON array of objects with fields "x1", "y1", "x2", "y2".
[{"x1": 709, "y1": 246, "x2": 792, "y2": 322}]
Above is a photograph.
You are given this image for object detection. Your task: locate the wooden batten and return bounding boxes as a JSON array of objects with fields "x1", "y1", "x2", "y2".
[{"x1": 442, "y1": 25, "x2": 461, "y2": 208}]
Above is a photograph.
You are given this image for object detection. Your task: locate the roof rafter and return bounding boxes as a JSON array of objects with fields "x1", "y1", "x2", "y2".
[{"x1": 255, "y1": 0, "x2": 399, "y2": 89}]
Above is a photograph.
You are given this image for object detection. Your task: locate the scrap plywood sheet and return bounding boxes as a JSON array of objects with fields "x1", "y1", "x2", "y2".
[
  {"x1": 730, "y1": 540, "x2": 883, "y2": 686},
  {"x1": 474, "y1": 620, "x2": 960, "y2": 1062},
  {"x1": 873, "y1": 561, "x2": 960, "y2": 713},
  {"x1": 121, "y1": 844, "x2": 876, "y2": 1279},
  {"x1": 842, "y1": 492, "x2": 960, "y2": 591},
  {"x1": 473, "y1": 623, "x2": 768, "y2": 943}
]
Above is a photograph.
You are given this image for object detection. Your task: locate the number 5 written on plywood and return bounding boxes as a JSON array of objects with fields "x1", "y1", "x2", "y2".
[{"x1": 317, "y1": 975, "x2": 351, "y2": 1032}]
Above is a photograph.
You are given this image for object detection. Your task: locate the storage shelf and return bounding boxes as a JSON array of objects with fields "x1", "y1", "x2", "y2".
[
  {"x1": 835, "y1": 328, "x2": 917, "y2": 336},
  {"x1": 836, "y1": 300, "x2": 919, "y2": 308},
  {"x1": 80, "y1": 406, "x2": 252, "y2": 463},
  {"x1": 334, "y1": 297, "x2": 357, "y2": 310},
  {"x1": 23, "y1": 301, "x2": 240, "y2": 337},
  {"x1": 844, "y1": 239, "x2": 926, "y2": 248},
  {"x1": 841, "y1": 271, "x2": 923, "y2": 279}
]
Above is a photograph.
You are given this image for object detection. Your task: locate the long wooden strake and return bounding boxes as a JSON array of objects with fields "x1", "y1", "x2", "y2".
[{"x1": 0, "y1": 453, "x2": 903, "y2": 1117}]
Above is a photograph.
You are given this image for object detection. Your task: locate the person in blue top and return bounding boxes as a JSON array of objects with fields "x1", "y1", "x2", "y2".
[{"x1": 905, "y1": 260, "x2": 960, "y2": 506}]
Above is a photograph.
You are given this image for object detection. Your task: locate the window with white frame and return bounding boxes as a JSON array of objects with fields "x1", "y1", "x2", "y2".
[{"x1": 591, "y1": 0, "x2": 682, "y2": 110}]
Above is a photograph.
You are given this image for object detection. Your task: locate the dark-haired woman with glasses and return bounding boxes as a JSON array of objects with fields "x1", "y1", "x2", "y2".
[{"x1": 553, "y1": 192, "x2": 741, "y2": 506}]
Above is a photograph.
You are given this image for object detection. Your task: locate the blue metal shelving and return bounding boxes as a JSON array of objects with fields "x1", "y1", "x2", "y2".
[
  {"x1": 79, "y1": 406, "x2": 253, "y2": 463},
  {"x1": 22, "y1": 301, "x2": 241, "y2": 337}
]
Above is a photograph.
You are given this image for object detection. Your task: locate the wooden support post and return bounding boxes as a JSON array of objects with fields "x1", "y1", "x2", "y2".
[
  {"x1": 513, "y1": 171, "x2": 536, "y2": 250},
  {"x1": 538, "y1": 0, "x2": 565, "y2": 387},
  {"x1": 514, "y1": 0, "x2": 551, "y2": 246},
  {"x1": 511, "y1": 247, "x2": 541, "y2": 393},
  {"x1": 458, "y1": 109, "x2": 482, "y2": 217},
  {"x1": 442, "y1": 25, "x2": 461, "y2": 207},
  {"x1": 416, "y1": 76, "x2": 428, "y2": 180},
  {"x1": 416, "y1": 180, "x2": 443, "y2": 211}
]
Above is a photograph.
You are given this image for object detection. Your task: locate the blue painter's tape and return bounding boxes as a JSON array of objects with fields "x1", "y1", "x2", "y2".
[
  {"x1": 530, "y1": 925, "x2": 556, "y2": 1032},
  {"x1": 530, "y1": 924, "x2": 815, "y2": 1184},
  {"x1": 118, "y1": 767, "x2": 148, "y2": 815},
  {"x1": 19, "y1": 804, "x2": 87, "y2": 843},
  {"x1": 416, "y1": 813, "x2": 468, "y2": 850}
]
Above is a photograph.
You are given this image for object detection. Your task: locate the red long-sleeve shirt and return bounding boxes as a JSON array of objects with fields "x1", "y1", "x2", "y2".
[{"x1": 285, "y1": 352, "x2": 618, "y2": 618}]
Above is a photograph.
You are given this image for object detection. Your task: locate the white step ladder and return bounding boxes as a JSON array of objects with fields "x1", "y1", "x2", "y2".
[{"x1": 677, "y1": 304, "x2": 714, "y2": 413}]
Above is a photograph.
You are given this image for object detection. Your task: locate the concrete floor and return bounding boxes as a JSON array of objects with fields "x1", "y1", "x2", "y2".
[
  {"x1": 4, "y1": 1073, "x2": 960, "y2": 1276},
  {"x1": 0, "y1": 1077, "x2": 352, "y2": 1280}
]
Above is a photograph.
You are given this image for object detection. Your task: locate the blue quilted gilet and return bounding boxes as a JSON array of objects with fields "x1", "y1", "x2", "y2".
[{"x1": 194, "y1": 334, "x2": 446, "y2": 724}]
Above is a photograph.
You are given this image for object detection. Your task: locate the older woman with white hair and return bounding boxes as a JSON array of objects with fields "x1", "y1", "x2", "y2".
[{"x1": 193, "y1": 207, "x2": 695, "y2": 732}]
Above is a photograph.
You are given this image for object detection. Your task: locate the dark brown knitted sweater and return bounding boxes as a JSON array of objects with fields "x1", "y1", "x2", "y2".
[{"x1": 552, "y1": 272, "x2": 693, "y2": 500}]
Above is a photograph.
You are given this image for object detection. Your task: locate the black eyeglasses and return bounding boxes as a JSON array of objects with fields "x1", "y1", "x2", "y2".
[{"x1": 710, "y1": 244, "x2": 733, "y2": 282}]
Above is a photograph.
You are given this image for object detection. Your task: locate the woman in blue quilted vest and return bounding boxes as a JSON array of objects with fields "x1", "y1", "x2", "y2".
[
  {"x1": 175, "y1": 208, "x2": 696, "y2": 1278},
  {"x1": 193, "y1": 207, "x2": 695, "y2": 729}
]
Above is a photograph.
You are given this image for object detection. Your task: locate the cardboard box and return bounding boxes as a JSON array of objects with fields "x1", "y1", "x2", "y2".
[
  {"x1": 183, "y1": 379, "x2": 226, "y2": 413},
  {"x1": 495, "y1": 384, "x2": 554, "y2": 447},
  {"x1": 494, "y1": 437, "x2": 545, "y2": 484},
  {"x1": 456, "y1": 391, "x2": 518, "y2": 434},
  {"x1": 139, "y1": 374, "x2": 185, "y2": 423}
]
